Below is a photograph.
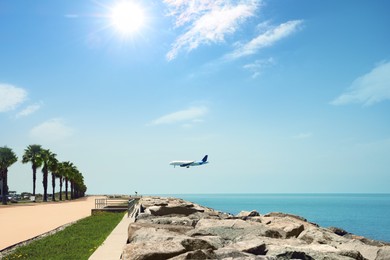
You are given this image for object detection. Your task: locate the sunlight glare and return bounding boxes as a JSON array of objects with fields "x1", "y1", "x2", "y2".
[{"x1": 110, "y1": 1, "x2": 145, "y2": 36}]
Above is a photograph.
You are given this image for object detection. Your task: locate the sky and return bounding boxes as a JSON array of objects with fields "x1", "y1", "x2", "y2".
[{"x1": 1, "y1": 0, "x2": 389, "y2": 195}]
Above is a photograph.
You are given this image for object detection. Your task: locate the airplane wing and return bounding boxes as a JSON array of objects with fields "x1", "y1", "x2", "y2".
[
  {"x1": 179, "y1": 161, "x2": 195, "y2": 167},
  {"x1": 169, "y1": 160, "x2": 194, "y2": 166}
]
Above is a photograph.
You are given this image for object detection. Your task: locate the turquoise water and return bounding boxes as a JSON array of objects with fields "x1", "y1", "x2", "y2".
[{"x1": 166, "y1": 193, "x2": 390, "y2": 242}]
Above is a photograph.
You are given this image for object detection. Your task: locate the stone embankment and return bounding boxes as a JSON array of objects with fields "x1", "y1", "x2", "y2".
[{"x1": 122, "y1": 197, "x2": 390, "y2": 260}]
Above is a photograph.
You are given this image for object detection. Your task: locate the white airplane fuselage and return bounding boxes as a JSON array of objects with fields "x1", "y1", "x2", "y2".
[{"x1": 169, "y1": 155, "x2": 209, "y2": 168}]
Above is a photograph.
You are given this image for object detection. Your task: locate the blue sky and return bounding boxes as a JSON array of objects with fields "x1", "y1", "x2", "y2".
[{"x1": 1, "y1": 0, "x2": 389, "y2": 195}]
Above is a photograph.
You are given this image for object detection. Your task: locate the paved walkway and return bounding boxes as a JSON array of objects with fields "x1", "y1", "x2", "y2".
[
  {"x1": 0, "y1": 196, "x2": 102, "y2": 251},
  {"x1": 89, "y1": 211, "x2": 136, "y2": 260}
]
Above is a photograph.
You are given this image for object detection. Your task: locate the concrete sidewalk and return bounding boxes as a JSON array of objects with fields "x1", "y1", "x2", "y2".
[{"x1": 89, "y1": 211, "x2": 136, "y2": 260}]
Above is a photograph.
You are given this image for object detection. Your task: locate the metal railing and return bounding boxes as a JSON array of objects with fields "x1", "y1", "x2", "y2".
[
  {"x1": 94, "y1": 197, "x2": 139, "y2": 217},
  {"x1": 95, "y1": 198, "x2": 108, "y2": 209},
  {"x1": 128, "y1": 199, "x2": 137, "y2": 217}
]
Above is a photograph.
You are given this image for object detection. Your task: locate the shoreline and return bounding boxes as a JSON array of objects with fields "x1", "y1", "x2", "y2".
[
  {"x1": 122, "y1": 196, "x2": 390, "y2": 260},
  {"x1": 163, "y1": 193, "x2": 390, "y2": 243}
]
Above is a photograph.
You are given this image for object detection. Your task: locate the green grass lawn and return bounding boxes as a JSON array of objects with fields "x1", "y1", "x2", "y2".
[{"x1": 3, "y1": 211, "x2": 125, "y2": 260}]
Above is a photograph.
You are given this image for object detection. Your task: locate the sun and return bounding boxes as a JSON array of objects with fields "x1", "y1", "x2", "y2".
[{"x1": 110, "y1": 1, "x2": 145, "y2": 36}]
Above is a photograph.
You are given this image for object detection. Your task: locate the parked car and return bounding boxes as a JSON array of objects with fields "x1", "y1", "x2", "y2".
[
  {"x1": 11, "y1": 194, "x2": 21, "y2": 203},
  {"x1": 0, "y1": 195, "x2": 10, "y2": 202}
]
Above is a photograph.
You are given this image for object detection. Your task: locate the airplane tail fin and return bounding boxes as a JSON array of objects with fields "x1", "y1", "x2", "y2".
[{"x1": 202, "y1": 155, "x2": 208, "y2": 162}]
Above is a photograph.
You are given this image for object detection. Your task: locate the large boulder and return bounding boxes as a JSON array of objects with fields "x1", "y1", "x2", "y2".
[
  {"x1": 122, "y1": 241, "x2": 186, "y2": 260},
  {"x1": 337, "y1": 240, "x2": 381, "y2": 260},
  {"x1": 189, "y1": 218, "x2": 277, "y2": 241},
  {"x1": 225, "y1": 239, "x2": 268, "y2": 255},
  {"x1": 128, "y1": 222, "x2": 193, "y2": 243},
  {"x1": 376, "y1": 246, "x2": 390, "y2": 260},
  {"x1": 148, "y1": 205, "x2": 204, "y2": 216},
  {"x1": 137, "y1": 216, "x2": 197, "y2": 227},
  {"x1": 266, "y1": 219, "x2": 304, "y2": 238},
  {"x1": 214, "y1": 248, "x2": 275, "y2": 259},
  {"x1": 236, "y1": 210, "x2": 261, "y2": 218},
  {"x1": 298, "y1": 226, "x2": 347, "y2": 245},
  {"x1": 169, "y1": 249, "x2": 217, "y2": 260}
]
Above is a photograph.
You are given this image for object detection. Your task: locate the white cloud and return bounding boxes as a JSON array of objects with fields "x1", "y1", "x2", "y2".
[
  {"x1": 30, "y1": 118, "x2": 74, "y2": 142},
  {"x1": 331, "y1": 61, "x2": 390, "y2": 106},
  {"x1": 0, "y1": 83, "x2": 27, "y2": 112},
  {"x1": 225, "y1": 20, "x2": 303, "y2": 60},
  {"x1": 243, "y1": 57, "x2": 275, "y2": 78},
  {"x1": 151, "y1": 106, "x2": 208, "y2": 125},
  {"x1": 16, "y1": 103, "x2": 42, "y2": 118},
  {"x1": 165, "y1": 0, "x2": 258, "y2": 61}
]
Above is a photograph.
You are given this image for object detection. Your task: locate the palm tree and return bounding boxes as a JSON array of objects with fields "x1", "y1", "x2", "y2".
[
  {"x1": 57, "y1": 162, "x2": 65, "y2": 201},
  {"x1": 69, "y1": 168, "x2": 76, "y2": 200},
  {"x1": 74, "y1": 172, "x2": 87, "y2": 198},
  {"x1": 48, "y1": 156, "x2": 59, "y2": 201},
  {"x1": 41, "y1": 149, "x2": 56, "y2": 202},
  {"x1": 58, "y1": 161, "x2": 87, "y2": 200},
  {"x1": 62, "y1": 161, "x2": 75, "y2": 200},
  {"x1": 0, "y1": 146, "x2": 18, "y2": 205},
  {"x1": 22, "y1": 144, "x2": 43, "y2": 197},
  {"x1": 71, "y1": 170, "x2": 81, "y2": 199}
]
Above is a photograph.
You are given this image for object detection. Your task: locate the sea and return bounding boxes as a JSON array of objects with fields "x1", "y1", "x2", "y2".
[{"x1": 160, "y1": 193, "x2": 390, "y2": 243}]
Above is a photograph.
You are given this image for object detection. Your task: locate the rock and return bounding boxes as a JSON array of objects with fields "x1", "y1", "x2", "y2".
[
  {"x1": 265, "y1": 244, "x2": 357, "y2": 260},
  {"x1": 148, "y1": 205, "x2": 204, "y2": 216},
  {"x1": 214, "y1": 248, "x2": 253, "y2": 259},
  {"x1": 180, "y1": 238, "x2": 217, "y2": 251},
  {"x1": 264, "y1": 212, "x2": 308, "y2": 222},
  {"x1": 226, "y1": 239, "x2": 267, "y2": 255},
  {"x1": 376, "y1": 246, "x2": 390, "y2": 260},
  {"x1": 276, "y1": 250, "x2": 315, "y2": 260},
  {"x1": 298, "y1": 226, "x2": 347, "y2": 245},
  {"x1": 337, "y1": 240, "x2": 380, "y2": 260},
  {"x1": 237, "y1": 210, "x2": 261, "y2": 218},
  {"x1": 137, "y1": 216, "x2": 197, "y2": 227},
  {"x1": 247, "y1": 216, "x2": 263, "y2": 223},
  {"x1": 122, "y1": 241, "x2": 186, "y2": 260},
  {"x1": 169, "y1": 249, "x2": 217, "y2": 260},
  {"x1": 122, "y1": 196, "x2": 389, "y2": 260},
  {"x1": 339, "y1": 250, "x2": 367, "y2": 260},
  {"x1": 195, "y1": 218, "x2": 253, "y2": 229},
  {"x1": 127, "y1": 222, "x2": 192, "y2": 243},
  {"x1": 191, "y1": 226, "x2": 250, "y2": 241},
  {"x1": 329, "y1": 226, "x2": 350, "y2": 236},
  {"x1": 214, "y1": 248, "x2": 276, "y2": 259},
  {"x1": 190, "y1": 218, "x2": 277, "y2": 241},
  {"x1": 267, "y1": 220, "x2": 304, "y2": 238}
]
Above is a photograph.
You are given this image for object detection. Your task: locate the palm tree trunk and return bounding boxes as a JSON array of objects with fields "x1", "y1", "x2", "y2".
[
  {"x1": 43, "y1": 169, "x2": 48, "y2": 202},
  {"x1": 1, "y1": 169, "x2": 8, "y2": 205},
  {"x1": 32, "y1": 166, "x2": 36, "y2": 196},
  {"x1": 70, "y1": 182, "x2": 74, "y2": 200},
  {"x1": 65, "y1": 178, "x2": 69, "y2": 200},
  {"x1": 59, "y1": 177, "x2": 63, "y2": 201},
  {"x1": 51, "y1": 173, "x2": 56, "y2": 201}
]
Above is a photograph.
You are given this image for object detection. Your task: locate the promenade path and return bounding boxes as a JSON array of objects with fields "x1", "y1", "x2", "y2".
[{"x1": 0, "y1": 196, "x2": 103, "y2": 251}]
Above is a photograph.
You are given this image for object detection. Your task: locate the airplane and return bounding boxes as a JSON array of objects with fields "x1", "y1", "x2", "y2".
[{"x1": 169, "y1": 155, "x2": 209, "y2": 168}]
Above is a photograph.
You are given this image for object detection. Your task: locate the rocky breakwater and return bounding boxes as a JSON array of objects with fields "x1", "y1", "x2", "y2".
[{"x1": 122, "y1": 196, "x2": 390, "y2": 260}]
